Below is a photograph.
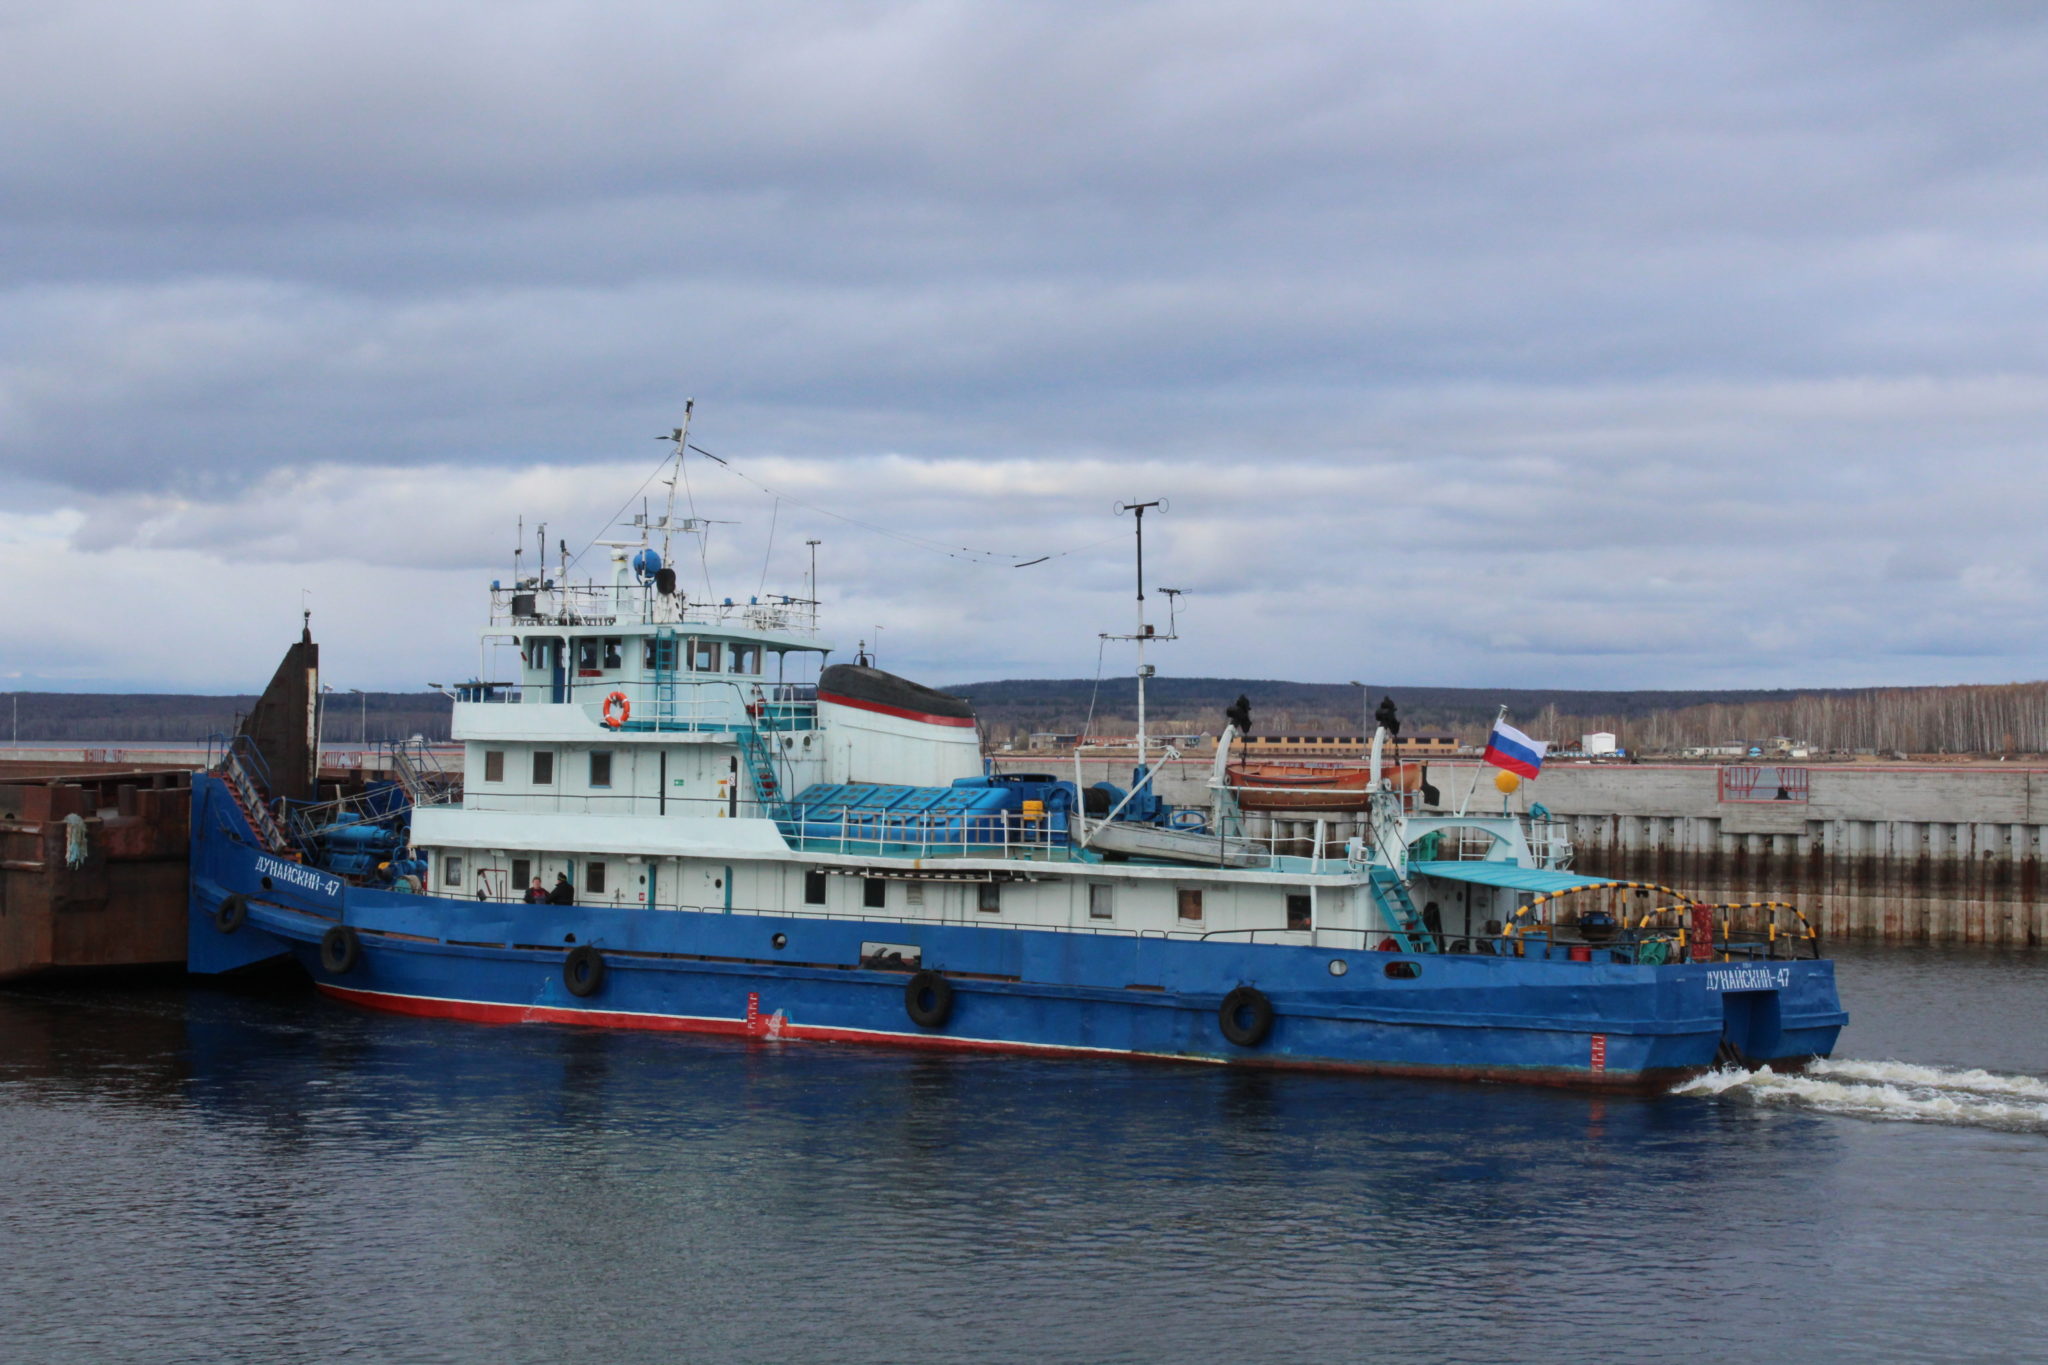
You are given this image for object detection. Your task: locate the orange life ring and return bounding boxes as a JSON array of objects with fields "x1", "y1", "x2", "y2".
[{"x1": 602, "y1": 691, "x2": 631, "y2": 728}]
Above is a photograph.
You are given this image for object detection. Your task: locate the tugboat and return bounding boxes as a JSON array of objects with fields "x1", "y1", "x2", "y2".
[{"x1": 187, "y1": 415, "x2": 1845, "y2": 1089}]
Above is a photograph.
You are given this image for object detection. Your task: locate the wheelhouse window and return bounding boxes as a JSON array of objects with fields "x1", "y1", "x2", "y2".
[
  {"x1": 483, "y1": 750, "x2": 505, "y2": 782},
  {"x1": 586, "y1": 861, "x2": 607, "y2": 895},
  {"x1": 1286, "y1": 893, "x2": 1312, "y2": 931},
  {"x1": 602, "y1": 637, "x2": 623, "y2": 670},
  {"x1": 690, "y1": 638, "x2": 721, "y2": 673},
  {"x1": 804, "y1": 870, "x2": 828, "y2": 905},
  {"x1": 729, "y1": 643, "x2": 762, "y2": 675},
  {"x1": 533, "y1": 751, "x2": 555, "y2": 785},
  {"x1": 589, "y1": 751, "x2": 613, "y2": 788},
  {"x1": 575, "y1": 638, "x2": 601, "y2": 674},
  {"x1": 1177, "y1": 888, "x2": 1204, "y2": 923},
  {"x1": 863, "y1": 877, "x2": 887, "y2": 909},
  {"x1": 1089, "y1": 884, "x2": 1114, "y2": 920}
]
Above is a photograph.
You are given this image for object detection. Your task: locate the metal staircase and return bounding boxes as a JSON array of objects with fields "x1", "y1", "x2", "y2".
[
  {"x1": 1369, "y1": 866, "x2": 1436, "y2": 953},
  {"x1": 1364, "y1": 791, "x2": 1436, "y2": 952},
  {"x1": 210, "y1": 735, "x2": 296, "y2": 854},
  {"x1": 734, "y1": 726, "x2": 785, "y2": 814},
  {"x1": 387, "y1": 737, "x2": 458, "y2": 807}
]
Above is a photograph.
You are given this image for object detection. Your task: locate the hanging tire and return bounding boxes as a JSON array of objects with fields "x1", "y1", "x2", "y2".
[
  {"x1": 319, "y1": 925, "x2": 362, "y2": 975},
  {"x1": 1218, "y1": 985, "x2": 1274, "y2": 1048},
  {"x1": 564, "y1": 945, "x2": 607, "y2": 998},
  {"x1": 213, "y1": 893, "x2": 248, "y2": 935},
  {"x1": 904, "y1": 970, "x2": 954, "y2": 1029}
]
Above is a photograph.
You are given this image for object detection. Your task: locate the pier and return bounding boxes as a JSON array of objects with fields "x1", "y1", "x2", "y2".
[{"x1": 1001, "y1": 755, "x2": 2048, "y2": 945}]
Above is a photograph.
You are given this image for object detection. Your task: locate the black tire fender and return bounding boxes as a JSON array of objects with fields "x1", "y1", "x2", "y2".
[
  {"x1": 904, "y1": 970, "x2": 954, "y2": 1029},
  {"x1": 1218, "y1": 985, "x2": 1274, "y2": 1048},
  {"x1": 319, "y1": 924, "x2": 362, "y2": 975},
  {"x1": 564, "y1": 944, "x2": 607, "y2": 999},
  {"x1": 214, "y1": 893, "x2": 248, "y2": 935}
]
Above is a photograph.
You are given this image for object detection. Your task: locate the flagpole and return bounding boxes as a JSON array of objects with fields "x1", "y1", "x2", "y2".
[{"x1": 1458, "y1": 705, "x2": 1509, "y2": 817}]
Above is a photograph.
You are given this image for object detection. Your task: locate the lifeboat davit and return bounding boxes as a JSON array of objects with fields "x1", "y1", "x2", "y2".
[{"x1": 1226, "y1": 761, "x2": 1425, "y2": 812}]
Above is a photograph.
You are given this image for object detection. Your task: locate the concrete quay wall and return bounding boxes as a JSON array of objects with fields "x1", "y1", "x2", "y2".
[{"x1": 998, "y1": 756, "x2": 2048, "y2": 945}]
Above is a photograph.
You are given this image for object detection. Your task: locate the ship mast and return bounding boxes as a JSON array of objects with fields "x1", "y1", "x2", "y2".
[{"x1": 1113, "y1": 499, "x2": 1169, "y2": 773}]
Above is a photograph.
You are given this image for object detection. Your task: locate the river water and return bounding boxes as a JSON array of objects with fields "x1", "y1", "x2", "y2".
[{"x1": 3, "y1": 944, "x2": 2044, "y2": 1364}]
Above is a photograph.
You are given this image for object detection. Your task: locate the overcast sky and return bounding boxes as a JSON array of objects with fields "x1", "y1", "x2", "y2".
[{"x1": 5, "y1": 2, "x2": 2046, "y2": 696}]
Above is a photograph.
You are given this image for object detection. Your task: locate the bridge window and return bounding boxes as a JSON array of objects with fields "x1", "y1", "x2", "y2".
[
  {"x1": 602, "y1": 638, "x2": 623, "y2": 670},
  {"x1": 1177, "y1": 888, "x2": 1204, "y2": 922},
  {"x1": 483, "y1": 750, "x2": 505, "y2": 782},
  {"x1": 1286, "y1": 893, "x2": 1311, "y2": 931},
  {"x1": 576, "y1": 638, "x2": 601, "y2": 673},
  {"x1": 690, "y1": 638, "x2": 722, "y2": 672},
  {"x1": 586, "y1": 861, "x2": 607, "y2": 895},
  {"x1": 533, "y1": 751, "x2": 555, "y2": 785},
  {"x1": 589, "y1": 751, "x2": 612, "y2": 788},
  {"x1": 804, "y1": 870, "x2": 828, "y2": 905},
  {"x1": 729, "y1": 644, "x2": 761, "y2": 675}
]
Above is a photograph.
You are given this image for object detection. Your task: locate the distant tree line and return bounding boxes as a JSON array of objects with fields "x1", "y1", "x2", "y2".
[{"x1": 952, "y1": 676, "x2": 2048, "y2": 755}]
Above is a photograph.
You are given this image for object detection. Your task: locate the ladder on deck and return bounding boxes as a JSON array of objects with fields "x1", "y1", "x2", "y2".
[
  {"x1": 734, "y1": 726, "x2": 784, "y2": 814},
  {"x1": 651, "y1": 627, "x2": 679, "y2": 728},
  {"x1": 1362, "y1": 793, "x2": 1434, "y2": 952},
  {"x1": 1370, "y1": 866, "x2": 1436, "y2": 953},
  {"x1": 388, "y1": 738, "x2": 456, "y2": 807},
  {"x1": 213, "y1": 737, "x2": 296, "y2": 854}
]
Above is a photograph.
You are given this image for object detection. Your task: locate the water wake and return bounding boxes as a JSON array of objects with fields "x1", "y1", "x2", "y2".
[{"x1": 1676, "y1": 1057, "x2": 2048, "y2": 1131}]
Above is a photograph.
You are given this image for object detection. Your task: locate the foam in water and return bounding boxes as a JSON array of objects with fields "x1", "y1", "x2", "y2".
[{"x1": 1676, "y1": 1058, "x2": 2048, "y2": 1132}]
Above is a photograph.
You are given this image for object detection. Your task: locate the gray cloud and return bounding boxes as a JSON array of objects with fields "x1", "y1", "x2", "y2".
[{"x1": 3, "y1": 2, "x2": 2047, "y2": 691}]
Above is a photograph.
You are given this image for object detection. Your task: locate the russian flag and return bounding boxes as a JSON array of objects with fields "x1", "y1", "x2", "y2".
[{"x1": 1483, "y1": 722, "x2": 1548, "y2": 779}]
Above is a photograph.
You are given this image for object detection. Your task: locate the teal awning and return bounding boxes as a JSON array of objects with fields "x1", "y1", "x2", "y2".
[{"x1": 1406, "y1": 861, "x2": 1621, "y2": 895}]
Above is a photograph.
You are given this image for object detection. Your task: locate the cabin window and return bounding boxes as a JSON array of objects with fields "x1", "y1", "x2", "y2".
[
  {"x1": 863, "y1": 878, "x2": 887, "y2": 909},
  {"x1": 1286, "y1": 893, "x2": 1312, "y2": 931},
  {"x1": 978, "y1": 881, "x2": 1001, "y2": 914},
  {"x1": 1089, "y1": 884, "x2": 1114, "y2": 920},
  {"x1": 586, "y1": 861, "x2": 607, "y2": 895},
  {"x1": 1177, "y1": 888, "x2": 1204, "y2": 923},
  {"x1": 643, "y1": 638, "x2": 657, "y2": 669},
  {"x1": 804, "y1": 870, "x2": 828, "y2": 905},
  {"x1": 602, "y1": 637, "x2": 623, "y2": 670},
  {"x1": 589, "y1": 751, "x2": 613, "y2": 788},
  {"x1": 443, "y1": 855, "x2": 463, "y2": 887},
  {"x1": 576, "y1": 638, "x2": 601, "y2": 673},
  {"x1": 729, "y1": 643, "x2": 761, "y2": 675},
  {"x1": 690, "y1": 639, "x2": 721, "y2": 672},
  {"x1": 533, "y1": 751, "x2": 555, "y2": 785},
  {"x1": 483, "y1": 750, "x2": 505, "y2": 782},
  {"x1": 512, "y1": 858, "x2": 531, "y2": 892}
]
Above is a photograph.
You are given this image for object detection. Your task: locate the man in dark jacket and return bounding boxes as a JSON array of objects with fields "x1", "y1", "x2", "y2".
[{"x1": 547, "y1": 873, "x2": 575, "y2": 906}]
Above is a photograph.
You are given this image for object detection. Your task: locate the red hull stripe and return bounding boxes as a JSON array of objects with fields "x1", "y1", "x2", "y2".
[
  {"x1": 313, "y1": 984, "x2": 1686, "y2": 1091},
  {"x1": 816, "y1": 689, "x2": 977, "y2": 728}
]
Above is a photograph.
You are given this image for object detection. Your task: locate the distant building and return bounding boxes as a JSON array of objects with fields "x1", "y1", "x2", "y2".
[{"x1": 1582, "y1": 731, "x2": 1618, "y2": 756}]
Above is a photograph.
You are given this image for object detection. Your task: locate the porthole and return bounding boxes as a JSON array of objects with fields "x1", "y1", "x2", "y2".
[
  {"x1": 1328, "y1": 959, "x2": 1349, "y2": 977},
  {"x1": 1384, "y1": 961, "x2": 1421, "y2": 980},
  {"x1": 771, "y1": 933, "x2": 788, "y2": 949},
  {"x1": 260, "y1": 876, "x2": 274, "y2": 890}
]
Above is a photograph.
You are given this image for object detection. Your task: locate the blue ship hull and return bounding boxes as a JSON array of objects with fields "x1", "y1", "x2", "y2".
[{"x1": 188, "y1": 777, "x2": 1846, "y2": 1091}]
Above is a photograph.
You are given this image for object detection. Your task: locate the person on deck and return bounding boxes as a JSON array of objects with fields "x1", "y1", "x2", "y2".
[
  {"x1": 547, "y1": 873, "x2": 575, "y2": 906},
  {"x1": 526, "y1": 877, "x2": 547, "y2": 904}
]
